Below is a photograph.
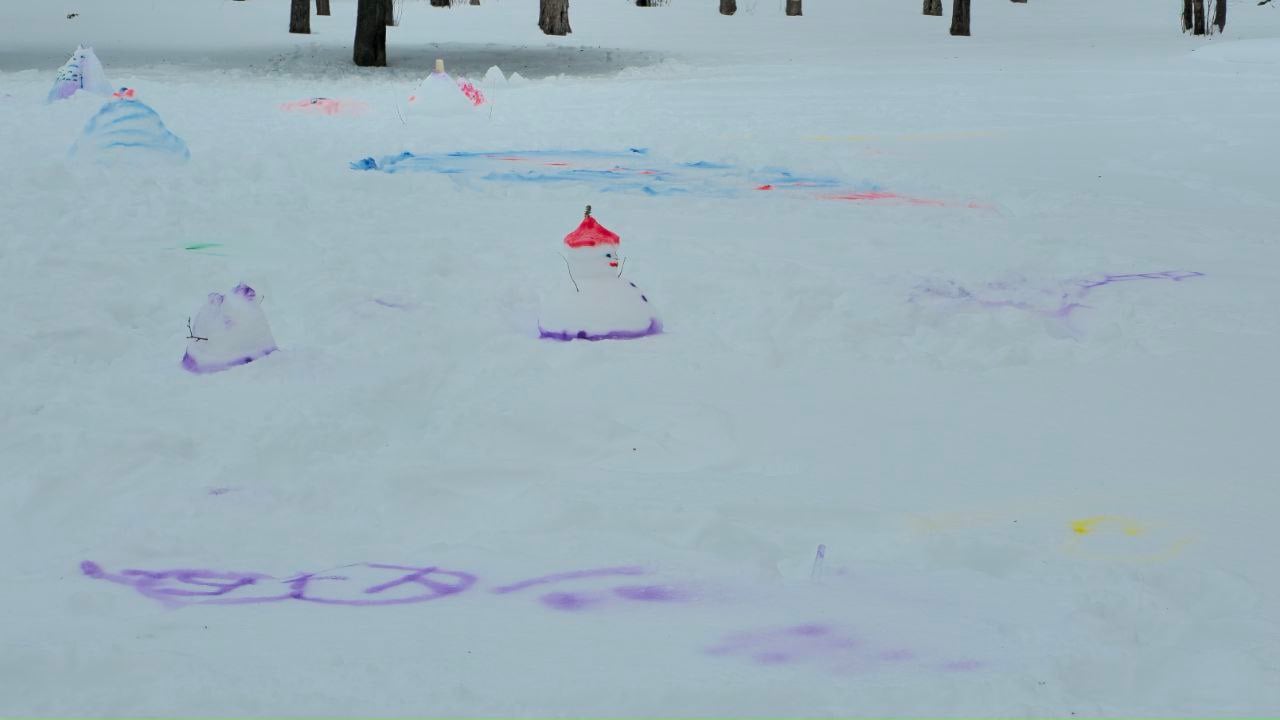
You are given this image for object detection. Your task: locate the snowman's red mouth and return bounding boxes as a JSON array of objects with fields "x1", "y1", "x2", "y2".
[{"x1": 609, "y1": 261, "x2": 619, "y2": 268}]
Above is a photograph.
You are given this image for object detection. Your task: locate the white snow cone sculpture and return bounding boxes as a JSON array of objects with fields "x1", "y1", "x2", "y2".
[
  {"x1": 47, "y1": 45, "x2": 113, "y2": 103},
  {"x1": 182, "y1": 283, "x2": 278, "y2": 374},
  {"x1": 406, "y1": 59, "x2": 483, "y2": 115},
  {"x1": 70, "y1": 88, "x2": 189, "y2": 164},
  {"x1": 538, "y1": 207, "x2": 662, "y2": 341}
]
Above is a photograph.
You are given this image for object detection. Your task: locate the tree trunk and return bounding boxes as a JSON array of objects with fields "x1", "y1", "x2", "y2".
[
  {"x1": 1211, "y1": 0, "x2": 1225, "y2": 32},
  {"x1": 471, "y1": 0, "x2": 480, "y2": 4},
  {"x1": 949, "y1": 0, "x2": 970, "y2": 35},
  {"x1": 289, "y1": 0, "x2": 310, "y2": 33},
  {"x1": 1192, "y1": 0, "x2": 1205, "y2": 34},
  {"x1": 1011, "y1": 0, "x2": 1026, "y2": 3},
  {"x1": 1182, "y1": 0, "x2": 1193, "y2": 31},
  {"x1": 316, "y1": 0, "x2": 330, "y2": 16},
  {"x1": 387, "y1": 0, "x2": 396, "y2": 25},
  {"x1": 923, "y1": 0, "x2": 942, "y2": 15},
  {"x1": 539, "y1": 0, "x2": 571, "y2": 35},
  {"x1": 721, "y1": 0, "x2": 737, "y2": 15},
  {"x1": 430, "y1": 0, "x2": 451, "y2": 6},
  {"x1": 785, "y1": 0, "x2": 802, "y2": 16},
  {"x1": 353, "y1": 0, "x2": 388, "y2": 66}
]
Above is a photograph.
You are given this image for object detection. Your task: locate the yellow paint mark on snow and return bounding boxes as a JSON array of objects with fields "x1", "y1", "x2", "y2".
[
  {"x1": 1070, "y1": 515, "x2": 1145, "y2": 536},
  {"x1": 1064, "y1": 515, "x2": 1195, "y2": 565}
]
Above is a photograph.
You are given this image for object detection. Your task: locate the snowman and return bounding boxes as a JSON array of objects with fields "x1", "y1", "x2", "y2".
[
  {"x1": 182, "y1": 283, "x2": 278, "y2": 374},
  {"x1": 538, "y1": 206, "x2": 662, "y2": 341}
]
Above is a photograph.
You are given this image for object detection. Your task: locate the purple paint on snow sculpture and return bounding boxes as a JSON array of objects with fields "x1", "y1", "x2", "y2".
[
  {"x1": 538, "y1": 318, "x2": 663, "y2": 342},
  {"x1": 183, "y1": 283, "x2": 277, "y2": 374}
]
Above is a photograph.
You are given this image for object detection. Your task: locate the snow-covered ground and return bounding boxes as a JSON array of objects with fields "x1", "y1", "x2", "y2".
[{"x1": 2, "y1": 0, "x2": 1279, "y2": 715}]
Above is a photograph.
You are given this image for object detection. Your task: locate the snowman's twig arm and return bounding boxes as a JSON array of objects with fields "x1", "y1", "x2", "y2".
[
  {"x1": 186, "y1": 317, "x2": 207, "y2": 342},
  {"x1": 617, "y1": 257, "x2": 626, "y2": 278},
  {"x1": 560, "y1": 254, "x2": 580, "y2": 293}
]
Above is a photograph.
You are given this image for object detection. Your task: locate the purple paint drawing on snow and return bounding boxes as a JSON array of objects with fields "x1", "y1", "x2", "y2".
[
  {"x1": 911, "y1": 270, "x2": 1203, "y2": 319},
  {"x1": 81, "y1": 561, "x2": 684, "y2": 613},
  {"x1": 491, "y1": 566, "x2": 647, "y2": 594},
  {"x1": 81, "y1": 561, "x2": 475, "y2": 608},
  {"x1": 704, "y1": 623, "x2": 982, "y2": 676}
]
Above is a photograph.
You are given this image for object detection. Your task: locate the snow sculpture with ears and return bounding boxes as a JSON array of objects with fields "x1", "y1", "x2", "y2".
[
  {"x1": 182, "y1": 284, "x2": 278, "y2": 374},
  {"x1": 47, "y1": 45, "x2": 112, "y2": 103},
  {"x1": 538, "y1": 206, "x2": 662, "y2": 341}
]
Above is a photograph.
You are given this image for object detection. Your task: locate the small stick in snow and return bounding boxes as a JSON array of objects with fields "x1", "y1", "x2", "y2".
[
  {"x1": 810, "y1": 544, "x2": 826, "y2": 580},
  {"x1": 186, "y1": 318, "x2": 208, "y2": 342},
  {"x1": 616, "y1": 256, "x2": 626, "y2": 277},
  {"x1": 560, "y1": 253, "x2": 580, "y2": 293}
]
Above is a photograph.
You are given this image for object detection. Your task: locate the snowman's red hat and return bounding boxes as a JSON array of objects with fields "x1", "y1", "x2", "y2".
[{"x1": 564, "y1": 206, "x2": 620, "y2": 248}]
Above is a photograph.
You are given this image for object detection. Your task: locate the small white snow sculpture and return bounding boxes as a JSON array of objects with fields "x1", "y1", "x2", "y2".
[
  {"x1": 182, "y1": 283, "x2": 278, "y2": 374},
  {"x1": 538, "y1": 206, "x2": 661, "y2": 341},
  {"x1": 47, "y1": 45, "x2": 112, "y2": 103},
  {"x1": 70, "y1": 89, "x2": 189, "y2": 164},
  {"x1": 483, "y1": 65, "x2": 506, "y2": 85},
  {"x1": 406, "y1": 58, "x2": 482, "y2": 115}
]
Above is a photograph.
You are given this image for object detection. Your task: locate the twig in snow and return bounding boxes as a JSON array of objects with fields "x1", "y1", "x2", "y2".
[
  {"x1": 560, "y1": 253, "x2": 579, "y2": 293},
  {"x1": 616, "y1": 256, "x2": 626, "y2": 277},
  {"x1": 186, "y1": 318, "x2": 208, "y2": 342}
]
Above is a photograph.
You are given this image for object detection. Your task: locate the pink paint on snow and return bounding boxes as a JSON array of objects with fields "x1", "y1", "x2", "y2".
[
  {"x1": 279, "y1": 98, "x2": 368, "y2": 116},
  {"x1": 457, "y1": 79, "x2": 486, "y2": 106}
]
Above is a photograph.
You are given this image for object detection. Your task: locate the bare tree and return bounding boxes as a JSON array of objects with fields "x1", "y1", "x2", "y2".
[
  {"x1": 1011, "y1": 0, "x2": 1026, "y2": 3},
  {"x1": 431, "y1": 0, "x2": 451, "y2": 6},
  {"x1": 786, "y1": 0, "x2": 802, "y2": 15},
  {"x1": 471, "y1": 0, "x2": 480, "y2": 4},
  {"x1": 1182, "y1": 0, "x2": 1193, "y2": 31},
  {"x1": 539, "y1": 0, "x2": 571, "y2": 35},
  {"x1": 1192, "y1": 0, "x2": 1206, "y2": 34},
  {"x1": 950, "y1": 0, "x2": 970, "y2": 35},
  {"x1": 923, "y1": 0, "x2": 942, "y2": 15},
  {"x1": 290, "y1": 0, "x2": 310, "y2": 33},
  {"x1": 353, "y1": 0, "x2": 388, "y2": 66},
  {"x1": 316, "y1": 0, "x2": 330, "y2": 16},
  {"x1": 1211, "y1": 0, "x2": 1225, "y2": 31},
  {"x1": 721, "y1": 0, "x2": 737, "y2": 14}
]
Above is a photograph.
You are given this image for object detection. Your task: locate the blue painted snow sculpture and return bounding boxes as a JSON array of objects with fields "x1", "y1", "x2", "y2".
[
  {"x1": 47, "y1": 45, "x2": 113, "y2": 103},
  {"x1": 69, "y1": 90, "x2": 190, "y2": 164}
]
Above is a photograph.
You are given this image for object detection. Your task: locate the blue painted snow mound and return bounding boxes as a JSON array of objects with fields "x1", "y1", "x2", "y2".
[{"x1": 70, "y1": 98, "x2": 190, "y2": 163}]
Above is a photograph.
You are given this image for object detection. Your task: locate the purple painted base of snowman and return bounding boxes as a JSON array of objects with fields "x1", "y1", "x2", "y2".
[
  {"x1": 182, "y1": 346, "x2": 278, "y2": 375},
  {"x1": 538, "y1": 318, "x2": 662, "y2": 342}
]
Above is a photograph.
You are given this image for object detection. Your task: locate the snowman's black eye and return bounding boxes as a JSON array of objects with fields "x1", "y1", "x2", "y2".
[{"x1": 605, "y1": 253, "x2": 613, "y2": 258}]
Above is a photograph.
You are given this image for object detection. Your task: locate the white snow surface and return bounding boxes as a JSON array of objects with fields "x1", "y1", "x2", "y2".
[{"x1": 2, "y1": 0, "x2": 1279, "y2": 715}]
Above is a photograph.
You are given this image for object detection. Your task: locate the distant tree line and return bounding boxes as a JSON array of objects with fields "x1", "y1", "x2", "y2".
[{"x1": 283, "y1": 0, "x2": 1229, "y2": 67}]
